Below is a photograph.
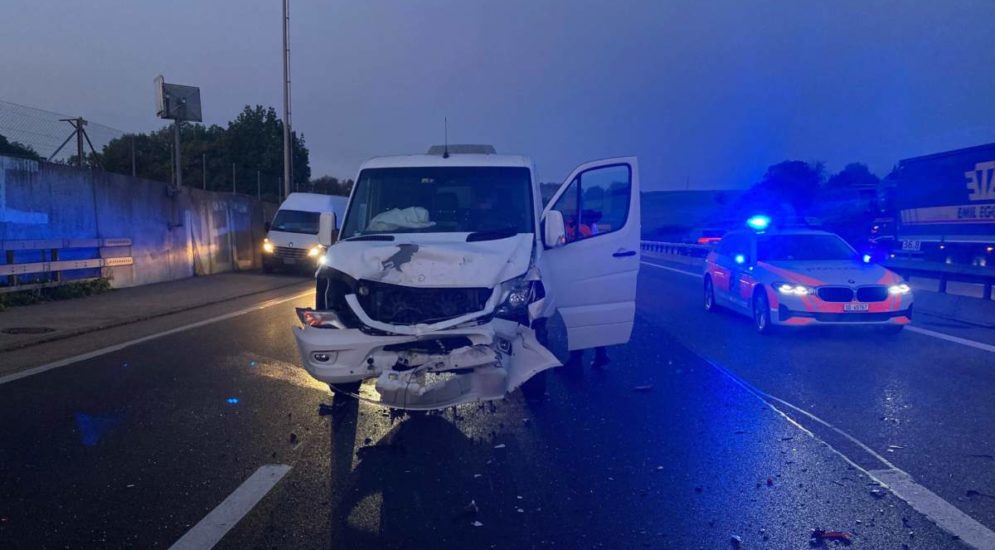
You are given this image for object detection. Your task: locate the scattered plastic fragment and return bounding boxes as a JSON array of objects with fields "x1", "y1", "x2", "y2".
[
  {"x1": 810, "y1": 529, "x2": 852, "y2": 545},
  {"x1": 516, "y1": 508, "x2": 524, "y2": 513},
  {"x1": 656, "y1": 465, "x2": 664, "y2": 471},
  {"x1": 226, "y1": 397, "x2": 239, "y2": 405},
  {"x1": 126, "y1": 484, "x2": 135, "y2": 488},
  {"x1": 633, "y1": 385, "x2": 653, "y2": 392},
  {"x1": 517, "y1": 495, "x2": 523, "y2": 500},
  {"x1": 472, "y1": 520, "x2": 483, "y2": 527},
  {"x1": 730, "y1": 534, "x2": 743, "y2": 548},
  {"x1": 494, "y1": 444, "x2": 506, "y2": 449},
  {"x1": 473, "y1": 474, "x2": 483, "y2": 478},
  {"x1": 870, "y1": 488, "x2": 885, "y2": 499},
  {"x1": 454, "y1": 499, "x2": 480, "y2": 521}
]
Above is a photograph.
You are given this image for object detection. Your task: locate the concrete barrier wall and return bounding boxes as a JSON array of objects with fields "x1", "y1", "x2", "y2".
[{"x1": 1, "y1": 155, "x2": 277, "y2": 289}]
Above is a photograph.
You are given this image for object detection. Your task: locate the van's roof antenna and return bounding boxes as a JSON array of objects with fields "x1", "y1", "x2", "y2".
[{"x1": 443, "y1": 117, "x2": 449, "y2": 158}]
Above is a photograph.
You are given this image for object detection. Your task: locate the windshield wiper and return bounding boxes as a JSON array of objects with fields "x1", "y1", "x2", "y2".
[
  {"x1": 466, "y1": 226, "x2": 519, "y2": 242},
  {"x1": 342, "y1": 234, "x2": 395, "y2": 242}
]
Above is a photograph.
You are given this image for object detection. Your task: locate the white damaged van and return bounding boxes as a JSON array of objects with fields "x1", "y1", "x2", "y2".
[
  {"x1": 293, "y1": 146, "x2": 640, "y2": 409},
  {"x1": 262, "y1": 192, "x2": 348, "y2": 273}
]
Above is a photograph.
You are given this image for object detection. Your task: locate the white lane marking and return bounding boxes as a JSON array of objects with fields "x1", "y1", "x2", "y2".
[
  {"x1": 907, "y1": 326, "x2": 995, "y2": 354},
  {"x1": 169, "y1": 464, "x2": 291, "y2": 550},
  {"x1": 869, "y1": 468, "x2": 995, "y2": 550},
  {"x1": 704, "y1": 358, "x2": 995, "y2": 549},
  {"x1": 641, "y1": 260, "x2": 995, "y2": 355},
  {"x1": 640, "y1": 260, "x2": 702, "y2": 278},
  {"x1": 0, "y1": 290, "x2": 313, "y2": 386}
]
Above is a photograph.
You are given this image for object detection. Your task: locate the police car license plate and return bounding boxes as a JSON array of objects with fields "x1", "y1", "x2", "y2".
[{"x1": 844, "y1": 303, "x2": 869, "y2": 312}]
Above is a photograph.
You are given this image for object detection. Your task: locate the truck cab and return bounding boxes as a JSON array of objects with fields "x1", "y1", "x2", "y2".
[
  {"x1": 262, "y1": 192, "x2": 348, "y2": 273},
  {"x1": 292, "y1": 147, "x2": 641, "y2": 409}
]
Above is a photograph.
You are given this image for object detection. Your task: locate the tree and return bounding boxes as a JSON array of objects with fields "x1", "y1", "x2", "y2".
[
  {"x1": 734, "y1": 160, "x2": 825, "y2": 219},
  {"x1": 825, "y1": 162, "x2": 878, "y2": 189},
  {"x1": 308, "y1": 175, "x2": 354, "y2": 196},
  {"x1": 0, "y1": 133, "x2": 43, "y2": 161},
  {"x1": 98, "y1": 105, "x2": 310, "y2": 200},
  {"x1": 817, "y1": 163, "x2": 881, "y2": 243}
]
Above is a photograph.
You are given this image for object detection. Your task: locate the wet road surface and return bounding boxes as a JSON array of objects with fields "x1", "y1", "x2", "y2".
[{"x1": 0, "y1": 266, "x2": 989, "y2": 548}]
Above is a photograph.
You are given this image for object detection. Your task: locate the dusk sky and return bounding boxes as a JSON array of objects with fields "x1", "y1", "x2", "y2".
[{"x1": 3, "y1": 1, "x2": 995, "y2": 190}]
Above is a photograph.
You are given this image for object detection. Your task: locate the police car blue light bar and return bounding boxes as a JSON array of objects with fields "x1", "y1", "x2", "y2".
[{"x1": 746, "y1": 215, "x2": 771, "y2": 231}]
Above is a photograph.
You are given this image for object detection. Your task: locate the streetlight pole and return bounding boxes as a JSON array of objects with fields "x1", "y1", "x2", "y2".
[{"x1": 282, "y1": 0, "x2": 293, "y2": 200}]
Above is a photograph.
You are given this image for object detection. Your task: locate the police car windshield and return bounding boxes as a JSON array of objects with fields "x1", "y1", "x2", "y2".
[
  {"x1": 340, "y1": 166, "x2": 534, "y2": 238},
  {"x1": 757, "y1": 234, "x2": 857, "y2": 262}
]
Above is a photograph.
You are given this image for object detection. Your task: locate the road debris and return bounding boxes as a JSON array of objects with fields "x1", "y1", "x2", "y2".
[
  {"x1": 494, "y1": 443, "x2": 506, "y2": 449},
  {"x1": 633, "y1": 385, "x2": 653, "y2": 392},
  {"x1": 472, "y1": 520, "x2": 483, "y2": 527},
  {"x1": 730, "y1": 534, "x2": 743, "y2": 548},
  {"x1": 870, "y1": 488, "x2": 886, "y2": 499},
  {"x1": 810, "y1": 529, "x2": 853, "y2": 545}
]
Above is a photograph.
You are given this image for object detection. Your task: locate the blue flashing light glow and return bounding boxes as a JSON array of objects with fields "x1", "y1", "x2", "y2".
[
  {"x1": 734, "y1": 254, "x2": 746, "y2": 265},
  {"x1": 226, "y1": 397, "x2": 240, "y2": 405},
  {"x1": 746, "y1": 215, "x2": 771, "y2": 231},
  {"x1": 862, "y1": 254, "x2": 872, "y2": 264}
]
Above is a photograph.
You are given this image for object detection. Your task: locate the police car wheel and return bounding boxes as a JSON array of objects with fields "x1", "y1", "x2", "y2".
[
  {"x1": 753, "y1": 290, "x2": 774, "y2": 335},
  {"x1": 704, "y1": 276, "x2": 717, "y2": 312}
]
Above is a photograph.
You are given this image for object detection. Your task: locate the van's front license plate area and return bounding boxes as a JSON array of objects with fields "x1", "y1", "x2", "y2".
[{"x1": 283, "y1": 258, "x2": 297, "y2": 265}]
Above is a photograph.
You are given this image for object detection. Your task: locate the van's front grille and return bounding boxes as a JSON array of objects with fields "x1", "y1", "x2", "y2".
[
  {"x1": 274, "y1": 246, "x2": 309, "y2": 260},
  {"x1": 355, "y1": 280, "x2": 491, "y2": 325}
]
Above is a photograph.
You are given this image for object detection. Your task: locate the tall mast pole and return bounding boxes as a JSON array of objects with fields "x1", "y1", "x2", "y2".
[{"x1": 282, "y1": 0, "x2": 292, "y2": 200}]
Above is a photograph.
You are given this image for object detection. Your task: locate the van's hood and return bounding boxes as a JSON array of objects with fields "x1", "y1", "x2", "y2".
[
  {"x1": 325, "y1": 233, "x2": 533, "y2": 288},
  {"x1": 266, "y1": 230, "x2": 319, "y2": 248},
  {"x1": 760, "y1": 260, "x2": 900, "y2": 286}
]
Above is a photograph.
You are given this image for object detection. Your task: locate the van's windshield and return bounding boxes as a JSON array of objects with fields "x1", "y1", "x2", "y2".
[
  {"x1": 270, "y1": 210, "x2": 319, "y2": 235},
  {"x1": 340, "y1": 166, "x2": 534, "y2": 239}
]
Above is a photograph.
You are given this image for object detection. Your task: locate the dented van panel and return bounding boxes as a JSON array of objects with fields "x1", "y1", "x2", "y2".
[{"x1": 290, "y1": 151, "x2": 639, "y2": 410}]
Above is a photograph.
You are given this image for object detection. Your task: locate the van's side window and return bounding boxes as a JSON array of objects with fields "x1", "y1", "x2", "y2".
[{"x1": 552, "y1": 164, "x2": 631, "y2": 243}]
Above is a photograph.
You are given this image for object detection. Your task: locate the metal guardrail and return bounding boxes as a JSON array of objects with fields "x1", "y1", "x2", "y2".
[
  {"x1": 884, "y1": 259, "x2": 995, "y2": 300},
  {"x1": 640, "y1": 240, "x2": 711, "y2": 258},
  {"x1": 1, "y1": 238, "x2": 133, "y2": 293}
]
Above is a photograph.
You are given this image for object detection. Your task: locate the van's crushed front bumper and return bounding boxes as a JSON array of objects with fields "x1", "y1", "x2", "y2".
[{"x1": 293, "y1": 316, "x2": 559, "y2": 410}]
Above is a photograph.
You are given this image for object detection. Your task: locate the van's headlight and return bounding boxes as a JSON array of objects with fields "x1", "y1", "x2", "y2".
[
  {"x1": 495, "y1": 275, "x2": 543, "y2": 321},
  {"x1": 262, "y1": 239, "x2": 274, "y2": 254},
  {"x1": 888, "y1": 283, "x2": 911, "y2": 295},
  {"x1": 775, "y1": 282, "x2": 814, "y2": 296},
  {"x1": 308, "y1": 245, "x2": 324, "y2": 258}
]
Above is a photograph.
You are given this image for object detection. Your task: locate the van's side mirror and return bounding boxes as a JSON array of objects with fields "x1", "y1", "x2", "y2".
[
  {"x1": 264, "y1": 221, "x2": 271, "y2": 232},
  {"x1": 318, "y1": 212, "x2": 336, "y2": 247},
  {"x1": 543, "y1": 210, "x2": 566, "y2": 248}
]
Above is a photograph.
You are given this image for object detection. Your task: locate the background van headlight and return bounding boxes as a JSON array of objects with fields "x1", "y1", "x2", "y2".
[
  {"x1": 888, "y1": 283, "x2": 911, "y2": 295},
  {"x1": 262, "y1": 239, "x2": 274, "y2": 253},
  {"x1": 775, "y1": 282, "x2": 814, "y2": 296},
  {"x1": 308, "y1": 245, "x2": 323, "y2": 258}
]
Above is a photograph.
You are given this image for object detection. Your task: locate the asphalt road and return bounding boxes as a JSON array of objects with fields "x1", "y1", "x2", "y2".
[{"x1": 0, "y1": 265, "x2": 990, "y2": 549}]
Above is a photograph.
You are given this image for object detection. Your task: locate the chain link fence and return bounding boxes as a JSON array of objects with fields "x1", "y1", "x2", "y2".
[{"x1": 0, "y1": 100, "x2": 124, "y2": 162}]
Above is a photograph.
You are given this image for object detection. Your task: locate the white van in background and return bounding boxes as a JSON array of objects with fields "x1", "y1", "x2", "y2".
[{"x1": 262, "y1": 193, "x2": 349, "y2": 273}]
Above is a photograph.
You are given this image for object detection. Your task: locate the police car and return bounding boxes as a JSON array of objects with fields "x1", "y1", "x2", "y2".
[{"x1": 703, "y1": 217, "x2": 913, "y2": 334}]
